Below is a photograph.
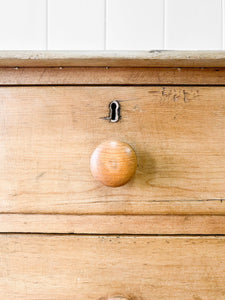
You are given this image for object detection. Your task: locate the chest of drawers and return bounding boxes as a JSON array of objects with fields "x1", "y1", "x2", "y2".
[{"x1": 0, "y1": 51, "x2": 225, "y2": 299}]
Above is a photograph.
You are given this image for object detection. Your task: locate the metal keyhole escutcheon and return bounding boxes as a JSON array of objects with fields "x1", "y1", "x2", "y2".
[{"x1": 109, "y1": 100, "x2": 120, "y2": 122}]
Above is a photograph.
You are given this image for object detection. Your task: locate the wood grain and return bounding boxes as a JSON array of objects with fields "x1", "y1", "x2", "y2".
[
  {"x1": 90, "y1": 140, "x2": 137, "y2": 187},
  {"x1": 1, "y1": 235, "x2": 225, "y2": 299},
  {"x1": 0, "y1": 51, "x2": 225, "y2": 67},
  {"x1": 0, "y1": 86, "x2": 225, "y2": 214},
  {"x1": 1, "y1": 67, "x2": 225, "y2": 85},
  {"x1": 1, "y1": 214, "x2": 225, "y2": 234}
]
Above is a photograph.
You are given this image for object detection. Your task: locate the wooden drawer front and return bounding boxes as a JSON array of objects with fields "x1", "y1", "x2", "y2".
[
  {"x1": 0, "y1": 235, "x2": 224, "y2": 299},
  {"x1": 0, "y1": 86, "x2": 225, "y2": 214}
]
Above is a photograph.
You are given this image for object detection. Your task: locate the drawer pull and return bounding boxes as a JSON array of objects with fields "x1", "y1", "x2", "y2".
[
  {"x1": 90, "y1": 140, "x2": 137, "y2": 187},
  {"x1": 106, "y1": 298, "x2": 129, "y2": 300},
  {"x1": 100, "y1": 297, "x2": 130, "y2": 300}
]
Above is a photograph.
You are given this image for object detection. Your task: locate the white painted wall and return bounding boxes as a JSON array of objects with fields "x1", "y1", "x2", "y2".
[{"x1": 0, "y1": 0, "x2": 224, "y2": 50}]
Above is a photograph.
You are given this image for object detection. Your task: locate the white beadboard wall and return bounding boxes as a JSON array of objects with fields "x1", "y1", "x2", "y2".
[{"x1": 0, "y1": 0, "x2": 224, "y2": 50}]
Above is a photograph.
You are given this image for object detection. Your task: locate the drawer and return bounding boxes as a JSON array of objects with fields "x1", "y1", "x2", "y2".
[
  {"x1": 1, "y1": 235, "x2": 225, "y2": 299},
  {"x1": 0, "y1": 86, "x2": 225, "y2": 214},
  {"x1": 0, "y1": 53, "x2": 225, "y2": 300}
]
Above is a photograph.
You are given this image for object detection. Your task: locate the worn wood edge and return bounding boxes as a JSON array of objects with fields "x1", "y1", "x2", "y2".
[
  {"x1": 1, "y1": 214, "x2": 225, "y2": 234},
  {"x1": 0, "y1": 51, "x2": 225, "y2": 67},
  {"x1": 1, "y1": 67, "x2": 225, "y2": 85},
  {"x1": 2, "y1": 199, "x2": 224, "y2": 215}
]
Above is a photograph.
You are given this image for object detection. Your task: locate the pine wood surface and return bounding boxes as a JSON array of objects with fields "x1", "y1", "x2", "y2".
[
  {"x1": 1, "y1": 235, "x2": 225, "y2": 299},
  {"x1": 0, "y1": 51, "x2": 225, "y2": 67},
  {"x1": 0, "y1": 214, "x2": 225, "y2": 234},
  {"x1": 1, "y1": 67, "x2": 225, "y2": 85},
  {"x1": 0, "y1": 55, "x2": 225, "y2": 300},
  {"x1": 0, "y1": 86, "x2": 225, "y2": 214}
]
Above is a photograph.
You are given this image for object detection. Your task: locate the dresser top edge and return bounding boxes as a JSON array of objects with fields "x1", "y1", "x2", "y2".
[{"x1": 0, "y1": 50, "x2": 225, "y2": 67}]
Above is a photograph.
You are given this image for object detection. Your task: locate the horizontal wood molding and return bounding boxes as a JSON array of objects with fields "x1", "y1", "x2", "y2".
[
  {"x1": 0, "y1": 214, "x2": 225, "y2": 234},
  {"x1": 0, "y1": 51, "x2": 225, "y2": 67},
  {"x1": 1, "y1": 235, "x2": 225, "y2": 299},
  {"x1": 1, "y1": 67, "x2": 225, "y2": 85}
]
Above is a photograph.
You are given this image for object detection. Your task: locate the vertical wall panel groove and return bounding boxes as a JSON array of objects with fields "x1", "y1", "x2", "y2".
[
  {"x1": 163, "y1": 0, "x2": 166, "y2": 50},
  {"x1": 44, "y1": 0, "x2": 47, "y2": 50},
  {"x1": 222, "y1": 0, "x2": 225, "y2": 49},
  {"x1": 104, "y1": 0, "x2": 107, "y2": 50}
]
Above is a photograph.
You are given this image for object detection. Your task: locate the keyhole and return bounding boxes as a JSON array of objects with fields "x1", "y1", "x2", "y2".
[{"x1": 109, "y1": 101, "x2": 120, "y2": 122}]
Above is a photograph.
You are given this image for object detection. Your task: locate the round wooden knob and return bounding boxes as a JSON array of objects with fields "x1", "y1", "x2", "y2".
[
  {"x1": 107, "y1": 298, "x2": 129, "y2": 300},
  {"x1": 99, "y1": 297, "x2": 130, "y2": 300},
  {"x1": 90, "y1": 140, "x2": 137, "y2": 187}
]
